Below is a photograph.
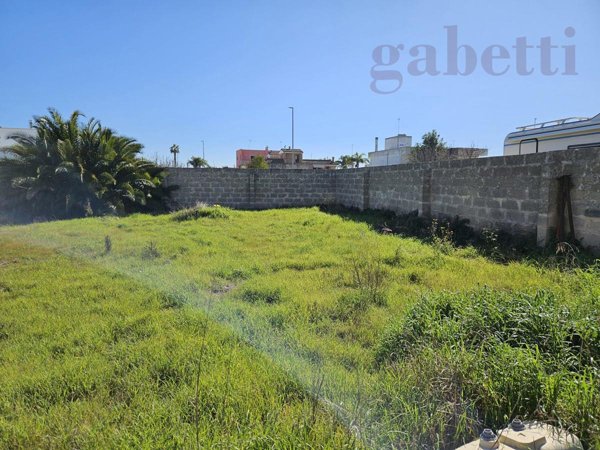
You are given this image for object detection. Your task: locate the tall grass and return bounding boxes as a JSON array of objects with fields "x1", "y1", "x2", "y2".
[{"x1": 0, "y1": 207, "x2": 598, "y2": 448}]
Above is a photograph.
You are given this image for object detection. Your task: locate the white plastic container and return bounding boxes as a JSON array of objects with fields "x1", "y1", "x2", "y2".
[{"x1": 456, "y1": 419, "x2": 583, "y2": 450}]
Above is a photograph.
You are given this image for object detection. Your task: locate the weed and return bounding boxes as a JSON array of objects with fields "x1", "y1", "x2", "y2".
[
  {"x1": 349, "y1": 257, "x2": 388, "y2": 306},
  {"x1": 142, "y1": 241, "x2": 160, "y2": 259},
  {"x1": 374, "y1": 288, "x2": 600, "y2": 446},
  {"x1": 104, "y1": 235, "x2": 112, "y2": 254},
  {"x1": 172, "y1": 204, "x2": 230, "y2": 221},
  {"x1": 159, "y1": 290, "x2": 186, "y2": 308},
  {"x1": 430, "y1": 219, "x2": 455, "y2": 255},
  {"x1": 384, "y1": 246, "x2": 406, "y2": 267},
  {"x1": 480, "y1": 228, "x2": 502, "y2": 261},
  {"x1": 330, "y1": 292, "x2": 370, "y2": 322},
  {"x1": 239, "y1": 287, "x2": 282, "y2": 304}
]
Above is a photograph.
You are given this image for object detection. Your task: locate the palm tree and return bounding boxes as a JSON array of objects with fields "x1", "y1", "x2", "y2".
[
  {"x1": 336, "y1": 155, "x2": 353, "y2": 169},
  {"x1": 351, "y1": 152, "x2": 369, "y2": 168},
  {"x1": 187, "y1": 156, "x2": 210, "y2": 168},
  {"x1": 0, "y1": 108, "x2": 172, "y2": 220}
]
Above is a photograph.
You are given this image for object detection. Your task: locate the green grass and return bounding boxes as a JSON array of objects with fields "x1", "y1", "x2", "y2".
[{"x1": 0, "y1": 207, "x2": 598, "y2": 449}]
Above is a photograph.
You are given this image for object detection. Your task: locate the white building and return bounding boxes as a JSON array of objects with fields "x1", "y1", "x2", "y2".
[
  {"x1": 369, "y1": 133, "x2": 413, "y2": 166},
  {"x1": 0, "y1": 127, "x2": 36, "y2": 150}
]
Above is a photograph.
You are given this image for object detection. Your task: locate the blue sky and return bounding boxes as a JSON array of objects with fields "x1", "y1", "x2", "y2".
[{"x1": 1, "y1": 0, "x2": 599, "y2": 166}]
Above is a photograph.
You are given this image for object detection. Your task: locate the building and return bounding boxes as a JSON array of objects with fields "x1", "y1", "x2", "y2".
[
  {"x1": 369, "y1": 133, "x2": 487, "y2": 166},
  {"x1": 369, "y1": 134, "x2": 413, "y2": 166},
  {"x1": 504, "y1": 114, "x2": 600, "y2": 155},
  {"x1": 236, "y1": 147, "x2": 336, "y2": 170},
  {"x1": 0, "y1": 127, "x2": 36, "y2": 150},
  {"x1": 236, "y1": 148, "x2": 270, "y2": 168}
]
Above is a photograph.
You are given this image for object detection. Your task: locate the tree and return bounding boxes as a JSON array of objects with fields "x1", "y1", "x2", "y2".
[
  {"x1": 247, "y1": 155, "x2": 269, "y2": 169},
  {"x1": 187, "y1": 156, "x2": 210, "y2": 168},
  {"x1": 409, "y1": 130, "x2": 448, "y2": 162},
  {"x1": 351, "y1": 152, "x2": 369, "y2": 168},
  {"x1": 169, "y1": 144, "x2": 180, "y2": 167},
  {"x1": 336, "y1": 155, "x2": 354, "y2": 169},
  {"x1": 0, "y1": 108, "x2": 173, "y2": 221}
]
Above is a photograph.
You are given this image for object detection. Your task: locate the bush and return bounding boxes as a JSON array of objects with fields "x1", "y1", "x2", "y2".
[{"x1": 171, "y1": 204, "x2": 230, "y2": 221}]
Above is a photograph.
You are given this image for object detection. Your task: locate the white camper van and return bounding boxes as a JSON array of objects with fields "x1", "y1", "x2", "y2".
[{"x1": 503, "y1": 114, "x2": 600, "y2": 156}]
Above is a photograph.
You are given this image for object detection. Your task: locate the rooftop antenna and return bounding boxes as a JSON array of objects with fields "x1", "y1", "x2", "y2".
[{"x1": 397, "y1": 118, "x2": 400, "y2": 135}]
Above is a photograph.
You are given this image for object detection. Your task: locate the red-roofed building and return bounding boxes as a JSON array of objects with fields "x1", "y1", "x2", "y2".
[
  {"x1": 236, "y1": 147, "x2": 336, "y2": 170},
  {"x1": 236, "y1": 148, "x2": 270, "y2": 168}
]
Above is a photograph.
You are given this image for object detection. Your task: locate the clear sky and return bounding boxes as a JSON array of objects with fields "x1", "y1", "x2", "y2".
[{"x1": 1, "y1": 0, "x2": 599, "y2": 166}]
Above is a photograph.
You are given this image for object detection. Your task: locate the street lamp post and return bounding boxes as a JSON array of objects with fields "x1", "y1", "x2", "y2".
[
  {"x1": 201, "y1": 140, "x2": 205, "y2": 159},
  {"x1": 288, "y1": 106, "x2": 295, "y2": 167}
]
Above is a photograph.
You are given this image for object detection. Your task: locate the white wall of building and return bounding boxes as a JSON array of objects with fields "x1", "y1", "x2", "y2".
[
  {"x1": 369, "y1": 147, "x2": 413, "y2": 166},
  {"x1": 384, "y1": 134, "x2": 412, "y2": 150}
]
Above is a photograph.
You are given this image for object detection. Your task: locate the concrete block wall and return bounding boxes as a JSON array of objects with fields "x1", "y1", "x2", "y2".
[
  {"x1": 368, "y1": 164, "x2": 430, "y2": 215},
  {"x1": 164, "y1": 148, "x2": 600, "y2": 252},
  {"x1": 334, "y1": 169, "x2": 368, "y2": 209},
  {"x1": 165, "y1": 168, "x2": 336, "y2": 209},
  {"x1": 428, "y1": 155, "x2": 543, "y2": 235},
  {"x1": 536, "y1": 150, "x2": 600, "y2": 250}
]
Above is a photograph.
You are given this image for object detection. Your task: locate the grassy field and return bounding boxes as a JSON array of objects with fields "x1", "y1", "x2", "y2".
[{"x1": 0, "y1": 206, "x2": 598, "y2": 449}]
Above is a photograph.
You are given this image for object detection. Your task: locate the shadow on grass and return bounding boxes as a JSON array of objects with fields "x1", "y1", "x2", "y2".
[{"x1": 318, "y1": 204, "x2": 599, "y2": 271}]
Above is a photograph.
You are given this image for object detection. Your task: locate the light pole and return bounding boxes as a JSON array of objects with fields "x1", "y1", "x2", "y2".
[
  {"x1": 201, "y1": 140, "x2": 205, "y2": 159},
  {"x1": 288, "y1": 106, "x2": 294, "y2": 167}
]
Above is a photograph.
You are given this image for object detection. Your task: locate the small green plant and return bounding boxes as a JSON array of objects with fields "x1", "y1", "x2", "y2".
[
  {"x1": 384, "y1": 246, "x2": 405, "y2": 267},
  {"x1": 239, "y1": 287, "x2": 282, "y2": 304},
  {"x1": 104, "y1": 235, "x2": 112, "y2": 254},
  {"x1": 480, "y1": 228, "x2": 502, "y2": 261},
  {"x1": 553, "y1": 241, "x2": 581, "y2": 270},
  {"x1": 430, "y1": 219, "x2": 455, "y2": 255},
  {"x1": 330, "y1": 291, "x2": 370, "y2": 322},
  {"x1": 159, "y1": 290, "x2": 186, "y2": 308},
  {"x1": 142, "y1": 241, "x2": 160, "y2": 259},
  {"x1": 349, "y1": 257, "x2": 388, "y2": 306}
]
